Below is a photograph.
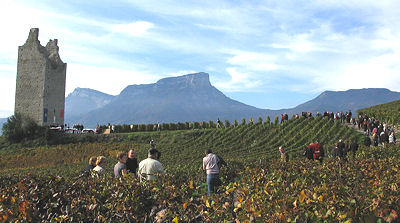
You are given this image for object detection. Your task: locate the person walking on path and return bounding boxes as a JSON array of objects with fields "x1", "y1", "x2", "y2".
[
  {"x1": 126, "y1": 149, "x2": 139, "y2": 175},
  {"x1": 203, "y1": 149, "x2": 225, "y2": 195},
  {"x1": 138, "y1": 148, "x2": 165, "y2": 181}
]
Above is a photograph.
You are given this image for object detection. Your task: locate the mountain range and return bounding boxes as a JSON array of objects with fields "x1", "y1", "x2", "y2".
[{"x1": 64, "y1": 72, "x2": 400, "y2": 128}]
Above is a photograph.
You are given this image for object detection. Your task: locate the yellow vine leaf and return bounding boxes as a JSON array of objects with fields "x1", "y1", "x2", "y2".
[
  {"x1": 299, "y1": 190, "x2": 306, "y2": 203},
  {"x1": 172, "y1": 216, "x2": 179, "y2": 223},
  {"x1": 226, "y1": 188, "x2": 235, "y2": 194},
  {"x1": 206, "y1": 199, "x2": 210, "y2": 208},
  {"x1": 318, "y1": 195, "x2": 323, "y2": 202},
  {"x1": 189, "y1": 180, "x2": 194, "y2": 189}
]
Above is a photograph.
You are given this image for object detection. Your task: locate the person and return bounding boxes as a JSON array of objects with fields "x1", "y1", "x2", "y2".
[
  {"x1": 349, "y1": 138, "x2": 359, "y2": 158},
  {"x1": 364, "y1": 134, "x2": 371, "y2": 147},
  {"x1": 305, "y1": 144, "x2": 314, "y2": 160},
  {"x1": 138, "y1": 148, "x2": 165, "y2": 181},
  {"x1": 279, "y1": 146, "x2": 289, "y2": 162},
  {"x1": 93, "y1": 156, "x2": 107, "y2": 175},
  {"x1": 150, "y1": 140, "x2": 156, "y2": 149},
  {"x1": 313, "y1": 141, "x2": 324, "y2": 163},
  {"x1": 216, "y1": 118, "x2": 222, "y2": 128},
  {"x1": 337, "y1": 139, "x2": 346, "y2": 159},
  {"x1": 373, "y1": 133, "x2": 379, "y2": 146},
  {"x1": 114, "y1": 151, "x2": 128, "y2": 178},
  {"x1": 202, "y1": 149, "x2": 224, "y2": 195},
  {"x1": 126, "y1": 150, "x2": 138, "y2": 175},
  {"x1": 82, "y1": 156, "x2": 97, "y2": 174},
  {"x1": 389, "y1": 132, "x2": 396, "y2": 144}
]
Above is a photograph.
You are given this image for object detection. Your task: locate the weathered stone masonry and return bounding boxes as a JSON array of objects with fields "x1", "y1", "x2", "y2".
[{"x1": 15, "y1": 28, "x2": 67, "y2": 126}]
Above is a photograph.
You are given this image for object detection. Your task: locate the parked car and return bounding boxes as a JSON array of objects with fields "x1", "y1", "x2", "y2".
[
  {"x1": 82, "y1": 129, "x2": 95, "y2": 134},
  {"x1": 64, "y1": 128, "x2": 78, "y2": 134}
]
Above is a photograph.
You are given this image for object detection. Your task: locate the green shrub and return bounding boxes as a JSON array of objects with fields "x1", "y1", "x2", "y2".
[{"x1": 2, "y1": 114, "x2": 47, "y2": 143}]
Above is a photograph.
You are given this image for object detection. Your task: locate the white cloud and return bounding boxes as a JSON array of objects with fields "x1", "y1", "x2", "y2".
[
  {"x1": 111, "y1": 21, "x2": 155, "y2": 37},
  {"x1": 227, "y1": 51, "x2": 278, "y2": 71},
  {"x1": 66, "y1": 64, "x2": 159, "y2": 96},
  {"x1": 214, "y1": 67, "x2": 262, "y2": 92}
]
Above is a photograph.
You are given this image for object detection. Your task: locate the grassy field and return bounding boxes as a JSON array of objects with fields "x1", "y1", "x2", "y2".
[{"x1": 1, "y1": 116, "x2": 399, "y2": 222}]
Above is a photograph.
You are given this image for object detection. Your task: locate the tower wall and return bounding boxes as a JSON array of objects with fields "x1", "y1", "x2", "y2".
[{"x1": 14, "y1": 28, "x2": 67, "y2": 126}]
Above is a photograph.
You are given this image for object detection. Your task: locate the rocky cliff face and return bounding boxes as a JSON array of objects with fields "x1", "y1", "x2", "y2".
[
  {"x1": 65, "y1": 88, "x2": 115, "y2": 118},
  {"x1": 66, "y1": 73, "x2": 269, "y2": 127}
]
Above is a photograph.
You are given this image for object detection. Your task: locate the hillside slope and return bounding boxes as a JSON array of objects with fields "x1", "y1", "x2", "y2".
[
  {"x1": 286, "y1": 88, "x2": 400, "y2": 115},
  {"x1": 0, "y1": 117, "x2": 362, "y2": 175},
  {"x1": 357, "y1": 99, "x2": 400, "y2": 125}
]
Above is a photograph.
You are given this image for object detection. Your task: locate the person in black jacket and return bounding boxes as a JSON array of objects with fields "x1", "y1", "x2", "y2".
[
  {"x1": 336, "y1": 139, "x2": 346, "y2": 159},
  {"x1": 364, "y1": 134, "x2": 371, "y2": 147},
  {"x1": 305, "y1": 144, "x2": 314, "y2": 160},
  {"x1": 349, "y1": 138, "x2": 359, "y2": 158},
  {"x1": 126, "y1": 150, "x2": 139, "y2": 175}
]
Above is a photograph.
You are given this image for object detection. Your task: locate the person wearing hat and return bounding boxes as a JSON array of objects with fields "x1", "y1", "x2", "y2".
[{"x1": 138, "y1": 148, "x2": 165, "y2": 181}]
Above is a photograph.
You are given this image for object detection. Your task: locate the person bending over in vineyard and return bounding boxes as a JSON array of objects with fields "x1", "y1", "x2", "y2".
[
  {"x1": 349, "y1": 138, "x2": 359, "y2": 159},
  {"x1": 93, "y1": 156, "x2": 107, "y2": 176},
  {"x1": 138, "y1": 148, "x2": 165, "y2": 181},
  {"x1": 279, "y1": 146, "x2": 289, "y2": 162},
  {"x1": 114, "y1": 151, "x2": 128, "y2": 178},
  {"x1": 304, "y1": 144, "x2": 314, "y2": 161},
  {"x1": 313, "y1": 141, "x2": 324, "y2": 163},
  {"x1": 126, "y1": 150, "x2": 138, "y2": 176},
  {"x1": 336, "y1": 139, "x2": 346, "y2": 160},
  {"x1": 203, "y1": 149, "x2": 225, "y2": 195},
  {"x1": 82, "y1": 156, "x2": 97, "y2": 175},
  {"x1": 364, "y1": 134, "x2": 371, "y2": 147}
]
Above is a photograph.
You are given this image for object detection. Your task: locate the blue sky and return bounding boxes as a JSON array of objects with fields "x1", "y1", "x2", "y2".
[{"x1": 1, "y1": 0, "x2": 400, "y2": 118}]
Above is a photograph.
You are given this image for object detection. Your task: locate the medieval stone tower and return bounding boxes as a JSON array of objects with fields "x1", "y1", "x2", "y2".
[{"x1": 14, "y1": 28, "x2": 67, "y2": 126}]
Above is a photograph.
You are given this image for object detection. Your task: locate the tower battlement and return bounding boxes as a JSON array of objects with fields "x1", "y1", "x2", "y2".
[{"x1": 15, "y1": 28, "x2": 67, "y2": 126}]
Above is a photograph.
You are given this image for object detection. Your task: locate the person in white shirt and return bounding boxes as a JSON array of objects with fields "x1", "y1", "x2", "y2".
[
  {"x1": 93, "y1": 156, "x2": 107, "y2": 176},
  {"x1": 138, "y1": 148, "x2": 165, "y2": 181}
]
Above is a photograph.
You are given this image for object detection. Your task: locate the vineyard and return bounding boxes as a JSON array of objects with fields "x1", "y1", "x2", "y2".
[
  {"x1": 1, "y1": 116, "x2": 399, "y2": 222},
  {"x1": 358, "y1": 99, "x2": 400, "y2": 126}
]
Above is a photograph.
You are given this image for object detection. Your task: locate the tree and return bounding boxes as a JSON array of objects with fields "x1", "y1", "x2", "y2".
[
  {"x1": 225, "y1": 120, "x2": 231, "y2": 128},
  {"x1": 274, "y1": 116, "x2": 279, "y2": 125},
  {"x1": 2, "y1": 113, "x2": 45, "y2": 143},
  {"x1": 265, "y1": 116, "x2": 271, "y2": 125}
]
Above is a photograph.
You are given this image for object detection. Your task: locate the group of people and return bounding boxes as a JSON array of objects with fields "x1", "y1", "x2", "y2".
[
  {"x1": 82, "y1": 148, "x2": 165, "y2": 181},
  {"x1": 279, "y1": 138, "x2": 360, "y2": 164},
  {"x1": 82, "y1": 141, "x2": 227, "y2": 195},
  {"x1": 357, "y1": 115, "x2": 396, "y2": 147}
]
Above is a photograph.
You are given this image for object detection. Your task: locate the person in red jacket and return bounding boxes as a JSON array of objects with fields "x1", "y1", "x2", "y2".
[{"x1": 313, "y1": 141, "x2": 324, "y2": 163}]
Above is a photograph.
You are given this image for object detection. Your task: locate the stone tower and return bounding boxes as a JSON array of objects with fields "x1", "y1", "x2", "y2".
[{"x1": 14, "y1": 28, "x2": 67, "y2": 126}]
